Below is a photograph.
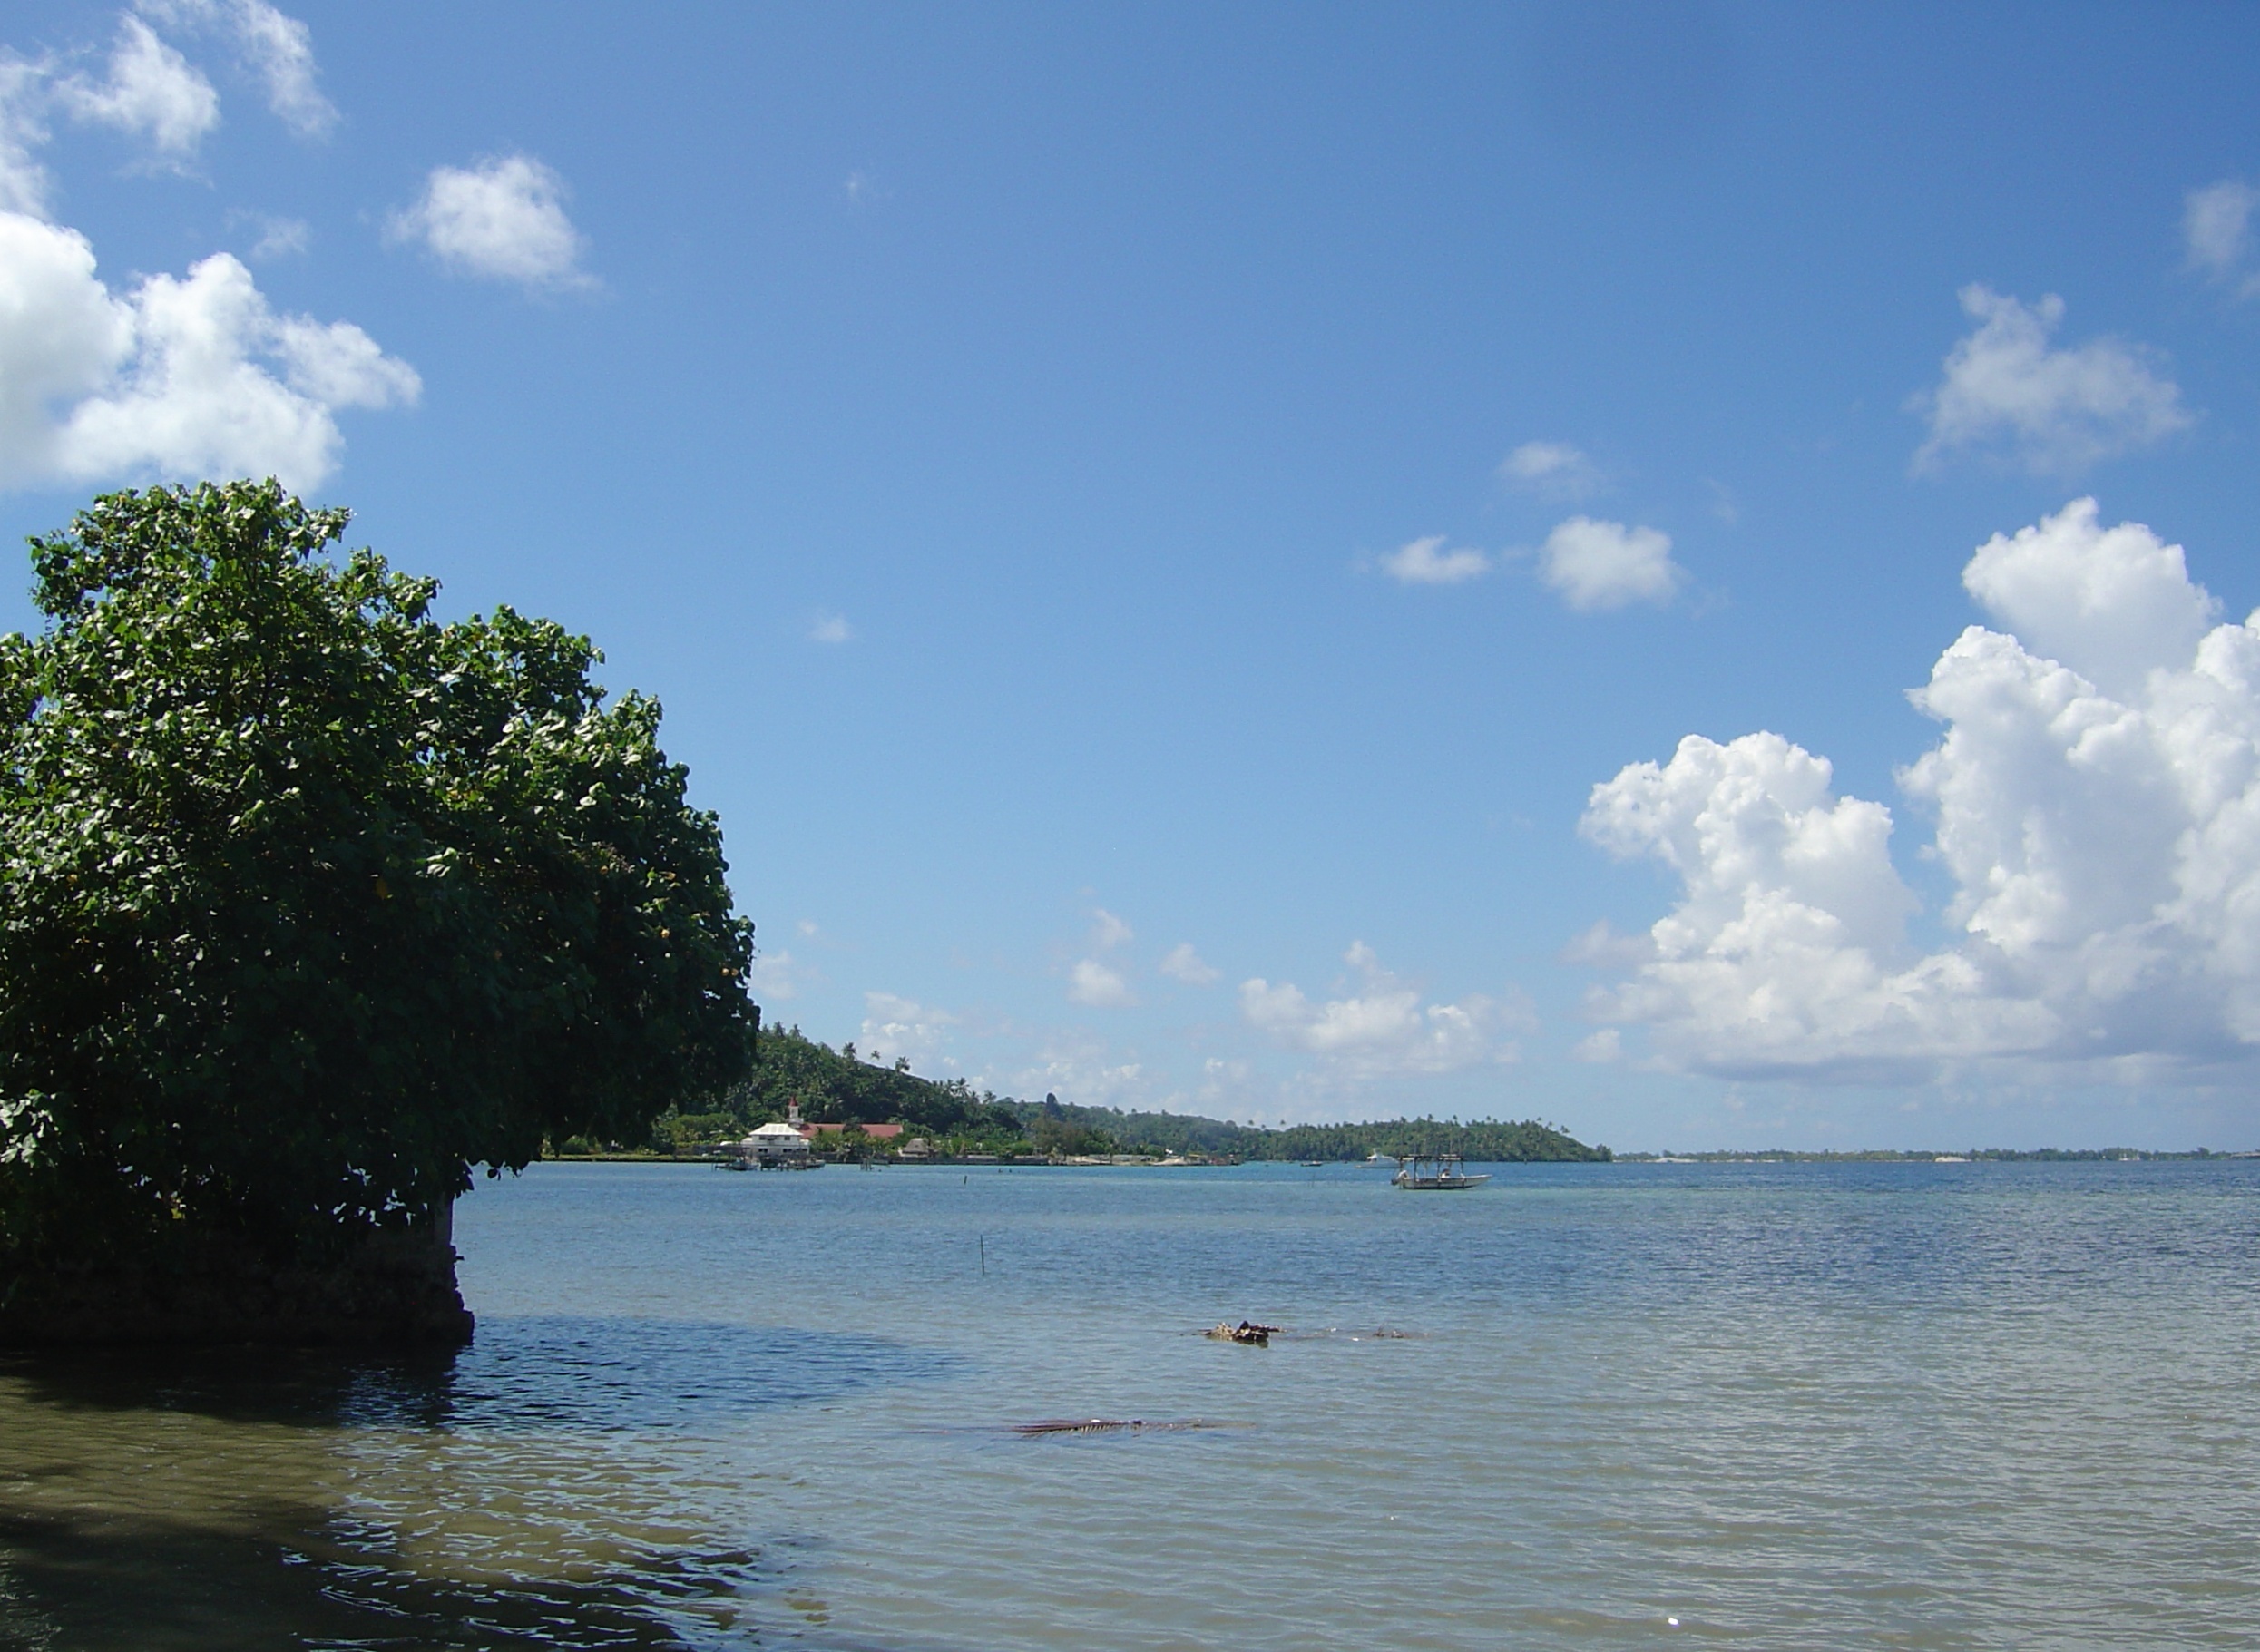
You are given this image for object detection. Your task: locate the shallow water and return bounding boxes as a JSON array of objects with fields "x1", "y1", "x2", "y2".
[{"x1": 4, "y1": 1159, "x2": 2257, "y2": 1648}]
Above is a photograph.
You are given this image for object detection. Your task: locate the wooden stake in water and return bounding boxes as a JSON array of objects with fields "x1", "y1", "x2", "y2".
[{"x1": 979, "y1": 1234, "x2": 986, "y2": 1276}]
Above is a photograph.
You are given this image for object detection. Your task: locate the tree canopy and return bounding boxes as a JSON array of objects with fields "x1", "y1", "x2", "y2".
[{"x1": 0, "y1": 482, "x2": 757, "y2": 1275}]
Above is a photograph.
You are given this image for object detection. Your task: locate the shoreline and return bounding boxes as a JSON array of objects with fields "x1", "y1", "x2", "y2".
[{"x1": 538, "y1": 1149, "x2": 2258, "y2": 1168}]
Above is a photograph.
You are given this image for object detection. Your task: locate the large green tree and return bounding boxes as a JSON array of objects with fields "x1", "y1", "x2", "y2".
[{"x1": 0, "y1": 483, "x2": 756, "y2": 1279}]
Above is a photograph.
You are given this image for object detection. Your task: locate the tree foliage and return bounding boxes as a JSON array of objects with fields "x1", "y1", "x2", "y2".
[{"x1": 0, "y1": 482, "x2": 757, "y2": 1272}]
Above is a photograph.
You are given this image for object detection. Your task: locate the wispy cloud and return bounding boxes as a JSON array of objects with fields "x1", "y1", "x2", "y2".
[
  {"x1": 808, "y1": 612, "x2": 852, "y2": 644},
  {"x1": 746, "y1": 949, "x2": 820, "y2": 1002},
  {"x1": 1238, "y1": 943, "x2": 1519, "y2": 1076},
  {"x1": 1571, "y1": 1029, "x2": 1623, "y2": 1063},
  {"x1": 0, "y1": 60, "x2": 51, "y2": 216},
  {"x1": 860, "y1": 991, "x2": 958, "y2": 1068},
  {"x1": 137, "y1": 0, "x2": 335, "y2": 138},
  {"x1": 1068, "y1": 958, "x2": 1136, "y2": 1008},
  {"x1": 1560, "y1": 919, "x2": 1653, "y2": 970},
  {"x1": 2185, "y1": 180, "x2": 2260, "y2": 299},
  {"x1": 230, "y1": 210, "x2": 308, "y2": 259},
  {"x1": 1015, "y1": 1031, "x2": 1147, "y2": 1110},
  {"x1": 55, "y1": 16, "x2": 218, "y2": 162},
  {"x1": 1379, "y1": 533, "x2": 1490, "y2": 585},
  {"x1": 1159, "y1": 942, "x2": 1219, "y2": 985},
  {"x1": 1913, "y1": 285, "x2": 2188, "y2": 476},
  {"x1": 1501, "y1": 439, "x2": 1601, "y2": 502}
]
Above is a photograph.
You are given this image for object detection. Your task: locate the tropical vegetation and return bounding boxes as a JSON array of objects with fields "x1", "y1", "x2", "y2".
[
  {"x1": 642, "y1": 1023, "x2": 1609, "y2": 1162},
  {"x1": 0, "y1": 483, "x2": 758, "y2": 1297}
]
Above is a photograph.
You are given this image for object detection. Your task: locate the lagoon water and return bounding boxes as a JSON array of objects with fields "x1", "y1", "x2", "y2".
[{"x1": 4, "y1": 1158, "x2": 2258, "y2": 1648}]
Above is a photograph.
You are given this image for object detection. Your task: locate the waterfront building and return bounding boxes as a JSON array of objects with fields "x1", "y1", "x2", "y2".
[{"x1": 741, "y1": 1099, "x2": 817, "y2": 1168}]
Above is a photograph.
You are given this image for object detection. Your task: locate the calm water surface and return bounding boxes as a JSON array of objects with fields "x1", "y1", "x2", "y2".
[{"x1": 3, "y1": 1159, "x2": 2257, "y2": 1648}]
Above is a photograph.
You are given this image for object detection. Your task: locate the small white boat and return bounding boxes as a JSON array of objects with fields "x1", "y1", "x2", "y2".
[{"x1": 1390, "y1": 1152, "x2": 1491, "y2": 1191}]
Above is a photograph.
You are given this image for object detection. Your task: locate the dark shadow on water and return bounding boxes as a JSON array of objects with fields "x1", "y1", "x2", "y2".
[
  {"x1": 5, "y1": 1314, "x2": 956, "y2": 1432},
  {"x1": 0, "y1": 1505, "x2": 774, "y2": 1651},
  {"x1": 419, "y1": 1315, "x2": 958, "y2": 1433},
  {"x1": 1, "y1": 1318, "x2": 959, "y2": 1650}
]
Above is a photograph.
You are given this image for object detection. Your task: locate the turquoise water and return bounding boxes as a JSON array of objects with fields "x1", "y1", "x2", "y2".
[{"x1": 4, "y1": 1158, "x2": 2258, "y2": 1647}]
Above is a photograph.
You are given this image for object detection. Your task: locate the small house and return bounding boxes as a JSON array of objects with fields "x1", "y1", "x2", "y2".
[
  {"x1": 740, "y1": 1098, "x2": 817, "y2": 1168},
  {"x1": 742, "y1": 1120, "x2": 812, "y2": 1168}
]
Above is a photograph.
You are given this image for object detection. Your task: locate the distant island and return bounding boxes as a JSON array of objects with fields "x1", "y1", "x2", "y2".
[{"x1": 553, "y1": 1022, "x2": 1612, "y2": 1164}]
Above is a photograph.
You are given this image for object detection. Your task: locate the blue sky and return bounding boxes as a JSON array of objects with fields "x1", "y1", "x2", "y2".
[{"x1": 4, "y1": 3, "x2": 2259, "y2": 1149}]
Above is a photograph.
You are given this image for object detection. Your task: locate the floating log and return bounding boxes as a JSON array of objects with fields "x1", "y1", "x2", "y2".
[{"x1": 1012, "y1": 1418, "x2": 1230, "y2": 1435}]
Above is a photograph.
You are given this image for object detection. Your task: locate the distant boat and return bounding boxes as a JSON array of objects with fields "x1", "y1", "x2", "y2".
[{"x1": 1391, "y1": 1152, "x2": 1491, "y2": 1191}]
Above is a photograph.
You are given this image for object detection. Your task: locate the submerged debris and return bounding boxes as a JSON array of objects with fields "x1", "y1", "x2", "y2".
[
  {"x1": 1204, "y1": 1320, "x2": 1280, "y2": 1345},
  {"x1": 1012, "y1": 1418, "x2": 1233, "y2": 1436}
]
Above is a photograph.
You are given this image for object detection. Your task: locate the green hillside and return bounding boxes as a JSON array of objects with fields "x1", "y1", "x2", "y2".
[{"x1": 626, "y1": 1024, "x2": 1609, "y2": 1162}]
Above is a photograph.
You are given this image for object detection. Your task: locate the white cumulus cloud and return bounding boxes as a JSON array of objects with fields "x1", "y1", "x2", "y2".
[
  {"x1": 389, "y1": 154, "x2": 592, "y2": 289},
  {"x1": 1089, "y1": 908, "x2": 1133, "y2": 950},
  {"x1": 1959, "y1": 496, "x2": 2217, "y2": 701},
  {"x1": 1913, "y1": 286, "x2": 2189, "y2": 476},
  {"x1": 1581, "y1": 499, "x2": 2260, "y2": 1083},
  {"x1": 1380, "y1": 533, "x2": 1490, "y2": 585},
  {"x1": 0, "y1": 212, "x2": 417, "y2": 493},
  {"x1": 1159, "y1": 942, "x2": 1219, "y2": 985},
  {"x1": 56, "y1": 16, "x2": 218, "y2": 160},
  {"x1": 1068, "y1": 958, "x2": 1135, "y2": 1008},
  {"x1": 2184, "y1": 179, "x2": 2260, "y2": 298},
  {"x1": 1501, "y1": 439, "x2": 1600, "y2": 501},
  {"x1": 1539, "y1": 517, "x2": 1683, "y2": 611},
  {"x1": 1238, "y1": 942, "x2": 1513, "y2": 1076}
]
